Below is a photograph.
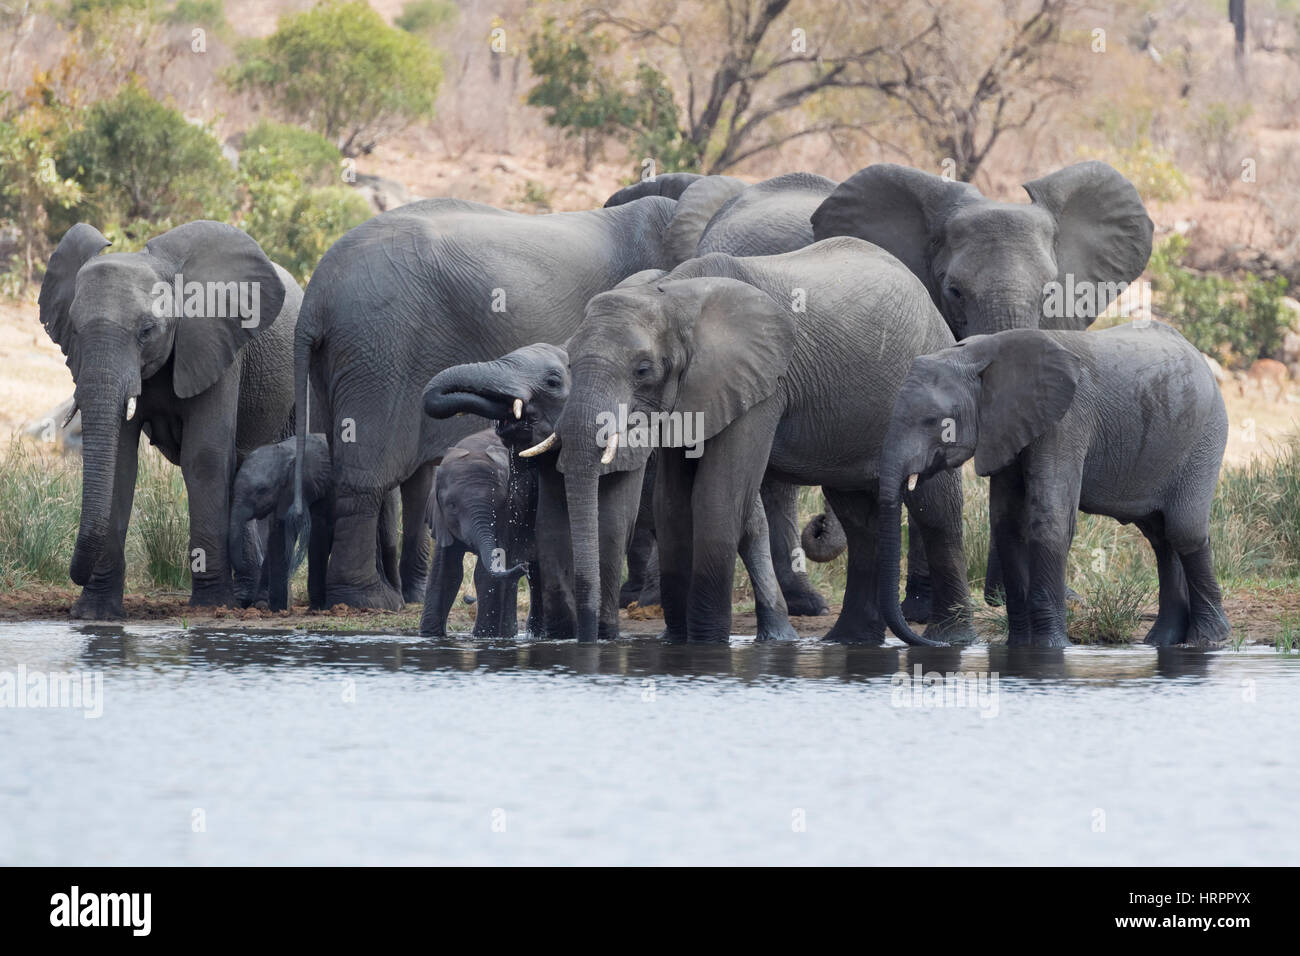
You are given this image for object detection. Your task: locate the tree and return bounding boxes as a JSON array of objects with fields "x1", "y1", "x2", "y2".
[
  {"x1": 872, "y1": 0, "x2": 1080, "y2": 182},
  {"x1": 0, "y1": 99, "x2": 83, "y2": 285},
  {"x1": 55, "y1": 80, "x2": 236, "y2": 236},
  {"x1": 226, "y1": 0, "x2": 443, "y2": 157}
]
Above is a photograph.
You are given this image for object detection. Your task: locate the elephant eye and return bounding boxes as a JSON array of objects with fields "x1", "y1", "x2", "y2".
[
  {"x1": 545, "y1": 374, "x2": 563, "y2": 389},
  {"x1": 138, "y1": 322, "x2": 156, "y2": 342},
  {"x1": 635, "y1": 360, "x2": 654, "y2": 378}
]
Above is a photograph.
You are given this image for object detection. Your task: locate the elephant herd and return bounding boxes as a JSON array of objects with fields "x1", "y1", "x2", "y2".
[{"x1": 36, "y1": 160, "x2": 1232, "y2": 647}]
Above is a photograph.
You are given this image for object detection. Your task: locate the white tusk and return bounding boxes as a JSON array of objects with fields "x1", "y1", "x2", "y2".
[
  {"x1": 907, "y1": 473, "x2": 919, "y2": 491},
  {"x1": 518, "y1": 432, "x2": 557, "y2": 457},
  {"x1": 512, "y1": 398, "x2": 523, "y2": 420},
  {"x1": 125, "y1": 396, "x2": 137, "y2": 421},
  {"x1": 600, "y1": 431, "x2": 619, "y2": 465}
]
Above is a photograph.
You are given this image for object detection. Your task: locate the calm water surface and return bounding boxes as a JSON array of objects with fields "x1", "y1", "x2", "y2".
[{"x1": 1, "y1": 621, "x2": 1296, "y2": 865}]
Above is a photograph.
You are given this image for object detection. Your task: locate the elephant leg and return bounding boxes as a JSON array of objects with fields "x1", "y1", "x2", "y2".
[
  {"x1": 901, "y1": 512, "x2": 933, "y2": 623},
  {"x1": 181, "y1": 432, "x2": 237, "y2": 609},
  {"x1": 621, "y1": 520, "x2": 658, "y2": 608},
  {"x1": 378, "y1": 488, "x2": 401, "y2": 591},
  {"x1": 907, "y1": 469, "x2": 974, "y2": 643},
  {"x1": 684, "y1": 405, "x2": 780, "y2": 643},
  {"x1": 399, "y1": 462, "x2": 435, "y2": 603},
  {"x1": 534, "y1": 469, "x2": 575, "y2": 640},
  {"x1": 1137, "y1": 517, "x2": 1190, "y2": 646},
  {"x1": 419, "y1": 539, "x2": 467, "y2": 637},
  {"x1": 70, "y1": 422, "x2": 140, "y2": 621},
  {"x1": 990, "y1": 474, "x2": 1033, "y2": 646},
  {"x1": 762, "y1": 477, "x2": 829, "y2": 616},
  {"x1": 307, "y1": 500, "x2": 331, "y2": 610},
  {"x1": 738, "y1": 492, "x2": 796, "y2": 642},
  {"x1": 637, "y1": 544, "x2": 661, "y2": 607},
  {"x1": 984, "y1": 537, "x2": 1005, "y2": 607},
  {"x1": 326, "y1": 486, "x2": 403, "y2": 610},
  {"x1": 820, "y1": 488, "x2": 886, "y2": 644},
  {"x1": 1019, "y1": 468, "x2": 1080, "y2": 648},
  {"x1": 524, "y1": 563, "x2": 542, "y2": 637},
  {"x1": 652, "y1": 449, "x2": 695, "y2": 642},
  {"x1": 266, "y1": 514, "x2": 290, "y2": 612},
  {"x1": 595, "y1": 467, "x2": 644, "y2": 641},
  {"x1": 1175, "y1": 542, "x2": 1230, "y2": 645}
]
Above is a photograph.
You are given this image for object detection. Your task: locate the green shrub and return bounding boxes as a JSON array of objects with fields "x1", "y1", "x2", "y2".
[
  {"x1": 236, "y1": 121, "x2": 372, "y2": 282},
  {"x1": 55, "y1": 81, "x2": 236, "y2": 240},
  {"x1": 0, "y1": 440, "x2": 82, "y2": 588},
  {"x1": 226, "y1": 0, "x2": 442, "y2": 157},
  {"x1": 1148, "y1": 235, "x2": 1290, "y2": 368}
]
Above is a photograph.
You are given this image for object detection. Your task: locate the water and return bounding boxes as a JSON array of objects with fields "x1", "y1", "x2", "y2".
[{"x1": 1, "y1": 621, "x2": 1296, "y2": 865}]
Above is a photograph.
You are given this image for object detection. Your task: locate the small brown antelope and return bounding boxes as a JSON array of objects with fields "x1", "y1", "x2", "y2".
[{"x1": 1237, "y1": 358, "x2": 1291, "y2": 403}]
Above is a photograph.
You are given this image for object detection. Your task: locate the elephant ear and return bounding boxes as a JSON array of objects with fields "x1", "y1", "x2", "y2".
[
  {"x1": 1023, "y1": 161, "x2": 1153, "y2": 327},
  {"x1": 38, "y1": 223, "x2": 111, "y2": 357},
  {"x1": 603, "y1": 172, "x2": 703, "y2": 207},
  {"x1": 811, "y1": 164, "x2": 981, "y2": 302},
  {"x1": 662, "y1": 175, "x2": 748, "y2": 264},
  {"x1": 669, "y1": 277, "x2": 795, "y2": 441},
  {"x1": 971, "y1": 330, "x2": 1083, "y2": 476},
  {"x1": 145, "y1": 221, "x2": 286, "y2": 399},
  {"x1": 615, "y1": 268, "x2": 669, "y2": 289}
]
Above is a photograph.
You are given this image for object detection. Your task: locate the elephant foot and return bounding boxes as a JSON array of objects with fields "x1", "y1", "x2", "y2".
[
  {"x1": 1182, "y1": 610, "x2": 1231, "y2": 647},
  {"x1": 402, "y1": 581, "x2": 426, "y2": 605},
  {"x1": 901, "y1": 573, "x2": 932, "y2": 624},
  {"x1": 923, "y1": 617, "x2": 979, "y2": 646},
  {"x1": 70, "y1": 589, "x2": 124, "y2": 621},
  {"x1": 1008, "y1": 631, "x2": 1071, "y2": 649},
  {"x1": 782, "y1": 585, "x2": 829, "y2": 617},
  {"x1": 822, "y1": 614, "x2": 886, "y2": 645},
  {"x1": 326, "y1": 577, "x2": 405, "y2": 611},
  {"x1": 754, "y1": 607, "x2": 797, "y2": 642},
  {"x1": 618, "y1": 581, "x2": 641, "y2": 609},
  {"x1": 190, "y1": 580, "x2": 235, "y2": 609},
  {"x1": 1142, "y1": 617, "x2": 1190, "y2": 647}
]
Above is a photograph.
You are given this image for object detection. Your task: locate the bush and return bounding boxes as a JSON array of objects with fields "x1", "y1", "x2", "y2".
[
  {"x1": 55, "y1": 81, "x2": 236, "y2": 240},
  {"x1": 1148, "y1": 235, "x2": 1291, "y2": 368},
  {"x1": 226, "y1": 0, "x2": 442, "y2": 157},
  {"x1": 236, "y1": 121, "x2": 372, "y2": 282},
  {"x1": 0, "y1": 101, "x2": 83, "y2": 287}
]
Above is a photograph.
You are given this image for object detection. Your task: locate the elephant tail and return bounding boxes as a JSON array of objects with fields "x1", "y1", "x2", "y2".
[{"x1": 285, "y1": 298, "x2": 320, "y2": 572}]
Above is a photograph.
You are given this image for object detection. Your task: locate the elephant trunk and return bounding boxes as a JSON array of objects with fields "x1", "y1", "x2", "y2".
[
  {"x1": 228, "y1": 496, "x2": 263, "y2": 602},
  {"x1": 878, "y1": 459, "x2": 947, "y2": 648},
  {"x1": 69, "y1": 368, "x2": 133, "y2": 586},
  {"x1": 564, "y1": 471, "x2": 602, "y2": 643},
  {"x1": 801, "y1": 507, "x2": 847, "y2": 562},
  {"x1": 467, "y1": 507, "x2": 524, "y2": 580},
  {"x1": 423, "y1": 358, "x2": 520, "y2": 421}
]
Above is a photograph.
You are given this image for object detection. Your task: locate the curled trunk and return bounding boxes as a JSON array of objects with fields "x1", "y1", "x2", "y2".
[{"x1": 801, "y1": 507, "x2": 847, "y2": 562}]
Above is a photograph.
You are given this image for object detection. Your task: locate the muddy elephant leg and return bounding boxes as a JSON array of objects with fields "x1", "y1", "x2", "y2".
[
  {"x1": 420, "y1": 538, "x2": 467, "y2": 637},
  {"x1": 181, "y1": 434, "x2": 237, "y2": 609},
  {"x1": 762, "y1": 477, "x2": 829, "y2": 616},
  {"x1": 471, "y1": 560, "x2": 506, "y2": 637},
  {"x1": 738, "y1": 492, "x2": 796, "y2": 642},
  {"x1": 70, "y1": 421, "x2": 140, "y2": 621},
  {"x1": 1137, "y1": 518, "x2": 1190, "y2": 646},
  {"x1": 399, "y1": 462, "x2": 435, "y2": 603},
  {"x1": 534, "y1": 468, "x2": 575, "y2": 639},
  {"x1": 1176, "y1": 542, "x2": 1230, "y2": 645}
]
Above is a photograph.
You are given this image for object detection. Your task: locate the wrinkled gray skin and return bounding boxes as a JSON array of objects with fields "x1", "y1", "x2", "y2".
[
  {"x1": 228, "y1": 434, "x2": 399, "y2": 611},
  {"x1": 878, "y1": 323, "x2": 1229, "y2": 648},
  {"x1": 603, "y1": 173, "x2": 704, "y2": 207},
  {"x1": 420, "y1": 429, "x2": 529, "y2": 638},
  {"x1": 813, "y1": 161, "x2": 1154, "y2": 605},
  {"x1": 291, "y1": 196, "x2": 730, "y2": 612},
  {"x1": 39, "y1": 222, "x2": 299, "y2": 619},
  {"x1": 422, "y1": 342, "x2": 659, "y2": 639},
  {"x1": 556, "y1": 237, "x2": 974, "y2": 645}
]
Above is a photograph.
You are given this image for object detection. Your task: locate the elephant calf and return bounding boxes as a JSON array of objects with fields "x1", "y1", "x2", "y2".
[
  {"x1": 877, "y1": 322, "x2": 1231, "y2": 648},
  {"x1": 229, "y1": 435, "x2": 399, "y2": 611},
  {"x1": 420, "y1": 429, "x2": 529, "y2": 638}
]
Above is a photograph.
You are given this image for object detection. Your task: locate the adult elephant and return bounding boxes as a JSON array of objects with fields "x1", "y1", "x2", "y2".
[
  {"x1": 812, "y1": 161, "x2": 1154, "y2": 603},
  {"x1": 293, "y1": 196, "x2": 699, "y2": 610},
  {"x1": 552, "y1": 238, "x2": 974, "y2": 644},
  {"x1": 39, "y1": 222, "x2": 299, "y2": 618}
]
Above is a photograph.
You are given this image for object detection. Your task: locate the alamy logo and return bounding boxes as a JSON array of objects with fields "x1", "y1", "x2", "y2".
[
  {"x1": 50, "y1": 886, "x2": 151, "y2": 936},
  {"x1": 1042, "y1": 275, "x2": 1150, "y2": 322},
  {"x1": 0, "y1": 666, "x2": 102, "y2": 718},
  {"x1": 595, "y1": 404, "x2": 704, "y2": 458},
  {"x1": 151, "y1": 274, "x2": 261, "y2": 328}
]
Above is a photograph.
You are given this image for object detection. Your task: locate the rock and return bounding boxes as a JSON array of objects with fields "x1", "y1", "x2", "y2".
[
  {"x1": 1280, "y1": 330, "x2": 1300, "y2": 366},
  {"x1": 1281, "y1": 296, "x2": 1300, "y2": 333},
  {"x1": 351, "y1": 174, "x2": 412, "y2": 213}
]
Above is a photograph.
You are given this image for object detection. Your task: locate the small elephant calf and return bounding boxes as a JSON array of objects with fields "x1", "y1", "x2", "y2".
[
  {"x1": 229, "y1": 434, "x2": 399, "y2": 611},
  {"x1": 420, "y1": 429, "x2": 529, "y2": 638},
  {"x1": 878, "y1": 322, "x2": 1231, "y2": 648}
]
